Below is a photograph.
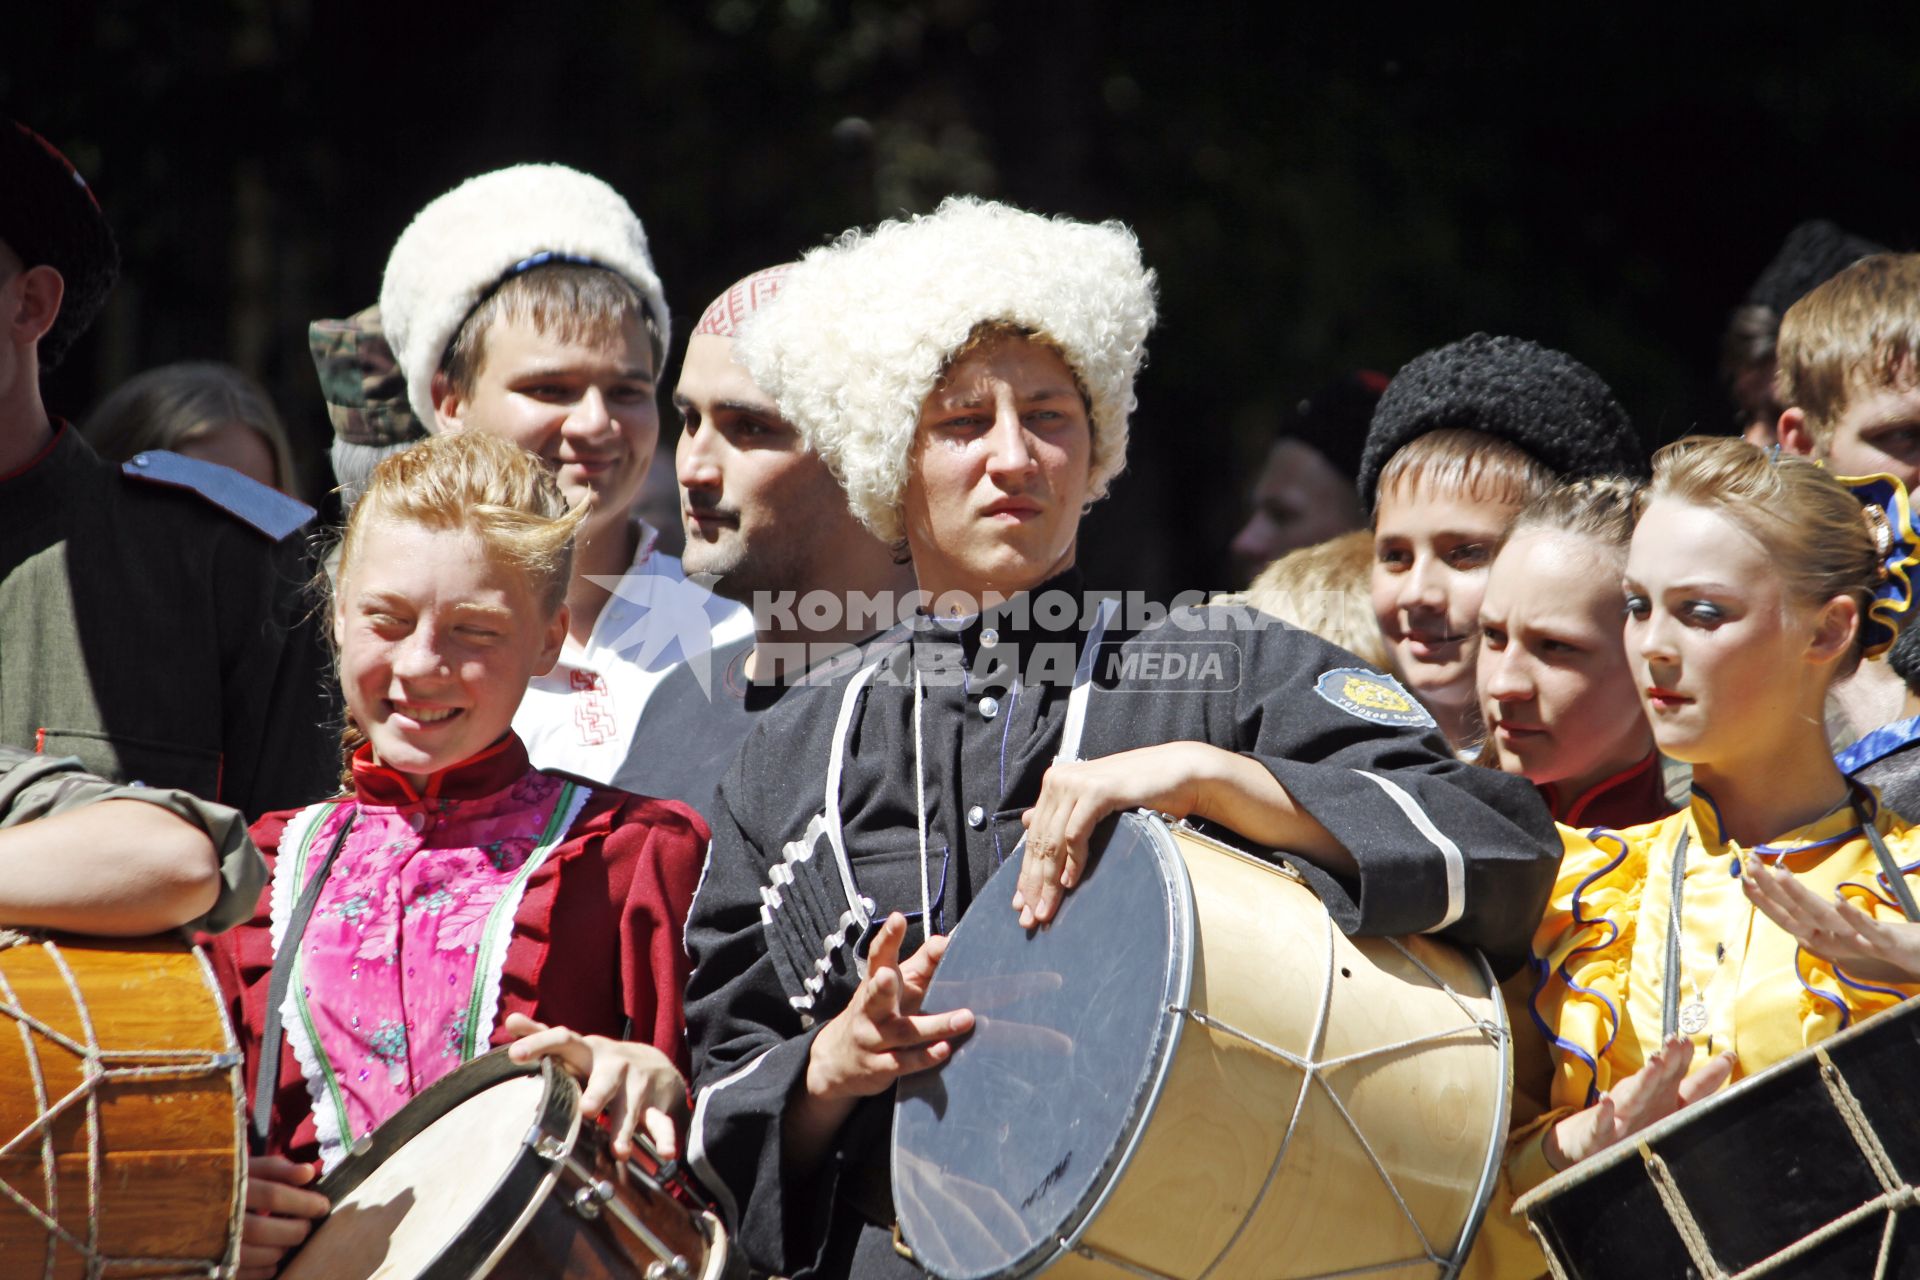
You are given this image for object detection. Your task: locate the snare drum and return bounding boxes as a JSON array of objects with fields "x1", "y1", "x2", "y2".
[
  {"x1": 281, "y1": 1048, "x2": 731, "y2": 1280},
  {"x1": 0, "y1": 930, "x2": 244, "y2": 1280},
  {"x1": 1516, "y1": 995, "x2": 1920, "y2": 1280},
  {"x1": 893, "y1": 811, "x2": 1508, "y2": 1279}
]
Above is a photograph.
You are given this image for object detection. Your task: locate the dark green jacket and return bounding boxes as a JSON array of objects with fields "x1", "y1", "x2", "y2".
[
  {"x1": 0, "y1": 426, "x2": 339, "y2": 818},
  {"x1": 0, "y1": 746, "x2": 265, "y2": 933}
]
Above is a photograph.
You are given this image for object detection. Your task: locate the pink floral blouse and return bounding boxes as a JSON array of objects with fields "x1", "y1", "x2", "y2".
[{"x1": 270, "y1": 738, "x2": 587, "y2": 1166}]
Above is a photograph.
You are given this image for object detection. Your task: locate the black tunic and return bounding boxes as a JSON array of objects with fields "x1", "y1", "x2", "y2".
[
  {"x1": 0, "y1": 426, "x2": 338, "y2": 818},
  {"x1": 621, "y1": 633, "x2": 890, "y2": 826},
  {"x1": 684, "y1": 583, "x2": 1557, "y2": 1278},
  {"x1": 620, "y1": 634, "x2": 777, "y2": 823}
]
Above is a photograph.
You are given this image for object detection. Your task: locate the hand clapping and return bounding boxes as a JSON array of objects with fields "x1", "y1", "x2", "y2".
[
  {"x1": 1739, "y1": 852, "x2": 1920, "y2": 985},
  {"x1": 1544, "y1": 1035, "x2": 1736, "y2": 1172}
]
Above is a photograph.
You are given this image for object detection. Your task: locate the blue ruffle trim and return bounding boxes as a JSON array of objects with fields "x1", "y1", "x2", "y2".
[{"x1": 1531, "y1": 827, "x2": 1631, "y2": 1107}]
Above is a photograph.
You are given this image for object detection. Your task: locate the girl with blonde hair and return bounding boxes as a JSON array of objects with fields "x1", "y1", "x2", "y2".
[
  {"x1": 1472, "y1": 438, "x2": 1920, "y2": 1276},
  {"x1": 209, "y1": 432, "x2": 707, "y2": 1278}
]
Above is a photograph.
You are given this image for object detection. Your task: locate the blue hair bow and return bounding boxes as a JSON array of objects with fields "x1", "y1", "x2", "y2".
[{"x1": 1839, "y1": 473, "x2": 1920, "y2": 659}]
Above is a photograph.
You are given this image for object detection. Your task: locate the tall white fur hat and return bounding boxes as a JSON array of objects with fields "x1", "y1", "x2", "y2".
[
  {"x1": 735, "y1": 196, "x2": 1157, "y2": 545},
  {"x1": 379, "y1": 163, "x2": 669, "y2": 429}
]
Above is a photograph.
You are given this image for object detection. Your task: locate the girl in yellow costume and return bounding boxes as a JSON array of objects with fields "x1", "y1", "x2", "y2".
[{"x1": 1471, "y1": 437, "x2": 1920, "y2": 1277}]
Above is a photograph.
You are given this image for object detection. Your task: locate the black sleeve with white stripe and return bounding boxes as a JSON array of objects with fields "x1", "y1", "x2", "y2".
[
  {"x1": 683, "y1": 708, "x2": 867, "y2": 1277},
  {"x1": 1085, "y1": 609, "x2": 1559, "y2": 971}
]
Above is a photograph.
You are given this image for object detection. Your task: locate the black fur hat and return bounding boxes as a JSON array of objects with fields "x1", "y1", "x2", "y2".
[
  {"x1": 1357, "y1": 332, "x2": 1644, "y2": 509},
  {"x1": 1746, "y1": 220, "x2": 1886, "y2": 318},
  {"x1": 0, "y1": 121, "x2": 119, "y2": 372}
]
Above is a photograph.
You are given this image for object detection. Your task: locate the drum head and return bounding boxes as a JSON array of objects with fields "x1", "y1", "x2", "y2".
[
  {"x1": 894, "y1": 812, "x2": 1192, "y2": 1280},
  {"x1": 283, "y1": 1054, "x2": 567, "y2": 1280}
]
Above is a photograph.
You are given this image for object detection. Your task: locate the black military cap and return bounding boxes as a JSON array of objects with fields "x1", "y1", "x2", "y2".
[{"x1": 0, "y1": 120, "x2": 119, "y2": 371}]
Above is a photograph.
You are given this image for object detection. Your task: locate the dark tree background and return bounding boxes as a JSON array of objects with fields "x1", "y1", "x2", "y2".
[{"x1": 9, "y1": 3, "x2": 1920, "y2": 596}]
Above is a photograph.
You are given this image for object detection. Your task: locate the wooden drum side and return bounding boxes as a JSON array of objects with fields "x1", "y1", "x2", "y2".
[
  {"x1": 497, "y1": 1112, "x2": 729, "y2": 1280},
  {"x1": 1069, "y1": 830, "x2": 1506, "y2": 1280},
  {"x1": 0, "y1": 934, "x2": 242, "y2": 1280}
]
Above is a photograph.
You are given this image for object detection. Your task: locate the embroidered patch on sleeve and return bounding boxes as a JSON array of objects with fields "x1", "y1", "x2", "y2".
[{"x1": 1313, "y1": 667, "x2": 1437, "y2": 729}]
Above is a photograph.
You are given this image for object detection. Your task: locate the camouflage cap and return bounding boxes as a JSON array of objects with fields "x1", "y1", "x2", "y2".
[{"x1": 307, "y1": 304, "x2": 428, "y2": 448}]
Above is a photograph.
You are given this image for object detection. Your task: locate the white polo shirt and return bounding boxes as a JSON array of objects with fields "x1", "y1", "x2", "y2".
[{"x1": 514, "y1": 520, "x2": 752, "y2": 789}]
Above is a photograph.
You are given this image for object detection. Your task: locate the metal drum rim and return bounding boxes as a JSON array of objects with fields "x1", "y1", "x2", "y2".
[
  {"x1": 300, "y1": 1048, "x2": 577, "y2": 1280},
  {"x1": 1443, "y1": 946, "x2": 1511, "y2": 1278},
  {"x1": 890, "y1": 808, "x2": 1197, "y2": 1280},
  {"x1": 469, "y1": 1070, "x2": 583, "y2": 1280},
  {"x1": 1046, "y1": 811, "x2": 1196, "y2": 1274},
  {"x1": 1512, "y1": 983, "x2": 1920, "y2": 1219}
]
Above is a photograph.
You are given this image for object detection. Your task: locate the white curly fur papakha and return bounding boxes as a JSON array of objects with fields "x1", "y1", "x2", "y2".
[
  {"x1": 735, "y1": 196, "x2": 1157, "y2": 544},
  {"x1": 379, "y1": 164, "x2": 669, "y2": 430}
]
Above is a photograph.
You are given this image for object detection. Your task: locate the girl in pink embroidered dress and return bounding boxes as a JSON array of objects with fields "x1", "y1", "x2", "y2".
[{"x1": 209, "y1": 433, "x2": 709, "y2": 1279}]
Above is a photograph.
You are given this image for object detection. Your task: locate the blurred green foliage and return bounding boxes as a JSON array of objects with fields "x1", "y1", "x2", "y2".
[{"x1": 8, "y1": 2, "x2": 1920, "y2": 591}]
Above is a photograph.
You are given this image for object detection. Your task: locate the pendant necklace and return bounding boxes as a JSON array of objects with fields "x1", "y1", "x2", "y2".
[{"x1": 1664, "y1": 787, "x2": 1919, "y2": 1042}]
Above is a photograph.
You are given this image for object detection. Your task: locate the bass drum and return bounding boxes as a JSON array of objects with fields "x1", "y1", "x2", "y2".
[
  {"x1": 1515, "y1": 995, "x2": 1920, "y2": 1279},
  {"x1": 893, "y1": 811, "x2": 1508, "y2": 1280},
  {"x1": 0, "y1": 931, "x2": 244, "y2": 1280},
  {"x1": 282, "y1": 1049, "x2": 731, "y2": 1280}
]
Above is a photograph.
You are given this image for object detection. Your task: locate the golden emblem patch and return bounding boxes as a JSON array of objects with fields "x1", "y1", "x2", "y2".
[{"x1": 1314, "y1": 667, "x2": 1435, "y2": 729}]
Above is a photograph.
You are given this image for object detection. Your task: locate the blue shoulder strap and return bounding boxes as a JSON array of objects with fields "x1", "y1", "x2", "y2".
[
  {"x1": 1837, "y1": 713, "x2": 1920, "y2": 776},
  {"x1": 122, "y1": 450, "x2": 314, "y2": 540}
]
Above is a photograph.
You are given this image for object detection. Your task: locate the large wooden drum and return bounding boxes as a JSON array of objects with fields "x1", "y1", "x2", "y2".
[
  {"x1": 1515, "y1": 995, "x2": 1920, "y2": 1279},
  {"x1": 0, "y1": 931, "x2": 244, "y2": 1279},
  {"x1": 893, "y1": 812, "x2": 1508, "y2": 1279}
]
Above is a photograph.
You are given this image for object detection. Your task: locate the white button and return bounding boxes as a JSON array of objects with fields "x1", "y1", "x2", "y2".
[
  {"x1": 132, "y1": 454, "x2": 150, "y2": 468},
  {"x1": 980, "y1": 628, "x2": 999, "y2": 648},
  {"x1": 979, "y1": 695, "x2": 999, "y2": 720},
  {"x1": 966, "y1": 805, "x2": 987, "y2": 829},
  {"x1": 407, "y1": 811, "x2": 427, "y2": 833}
]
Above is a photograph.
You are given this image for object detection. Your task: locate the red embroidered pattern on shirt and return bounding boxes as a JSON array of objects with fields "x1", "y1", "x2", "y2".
[{"x1": 569, "y1": 669, "x2": 617, "y2": 745}]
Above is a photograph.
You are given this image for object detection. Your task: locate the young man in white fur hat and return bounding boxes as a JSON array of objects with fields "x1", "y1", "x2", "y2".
[
  {"x1": 379, "y1": 164, "x2": 750, "y2": 789},
  {"x1": 681, "y1": 197, "x2": 1561, "y2": 1279}
]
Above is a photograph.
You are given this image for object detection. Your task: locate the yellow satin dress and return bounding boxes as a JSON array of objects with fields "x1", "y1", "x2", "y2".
[{"x1": 1466, "y1": 789, "x2": 1920, "y2": 1279}]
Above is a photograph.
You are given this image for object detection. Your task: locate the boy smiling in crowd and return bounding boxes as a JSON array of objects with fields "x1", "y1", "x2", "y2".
[
  {"x1": 1360, "y1": 333, "x2": 1646, "y2": 749},
  {"x1": 379, "y1": 165, "x2": 749, "y2": 788}
]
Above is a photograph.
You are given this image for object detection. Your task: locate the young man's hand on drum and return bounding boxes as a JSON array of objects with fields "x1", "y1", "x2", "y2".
[
  {"x1": 786, "y1": 913, "x2": 975, "y2": 1172},
  {"x1": 239, "y1": 1154, "x2": 328, "y2": 1280},
  {"x1": 1014, "y1": 742, "x2": 1352, "y2": 928},
  {"x1": 1542, "y1": 1034, "x2": 1737, "y2": 1172},
  {"x1": 504, "y1": 1013, "x2": 688, "y2": 1162}
]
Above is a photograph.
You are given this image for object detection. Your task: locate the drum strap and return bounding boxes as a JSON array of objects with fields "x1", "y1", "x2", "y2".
[
  {"x1": 1859, "y1": 799, "x2": 1920, "y2": 922},
  {"x1": 1054, "y1": 596, "x2": 1119, "y2": 766},
  {"x1": 1660, "y1": 828, "x2": 1690, "y2": 1040},
  {"x1": 250, "y1": 811, "x2": 356, "y2": 1156}
]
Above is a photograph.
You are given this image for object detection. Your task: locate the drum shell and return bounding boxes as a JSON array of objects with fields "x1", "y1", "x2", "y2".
[
  {"x1": 498, "y1": 1112, "x2": 730, "y2": 1280},
  {"x1": 284, "y1": 1051, "x2": 730, "y2": 1280},
  {"x1": 0, "y1": 933, "x2": 243, "y2": 1280},
  {"x1": 895, "y1": 815, "x2": 1507, "y2": 1280},
  {"x1": 1517, "y1": 996, "x2": 1920, "y2": 1280},
  {"x1": 1058, "y1": 829, "x2": 1504, "y2": 1279}
]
